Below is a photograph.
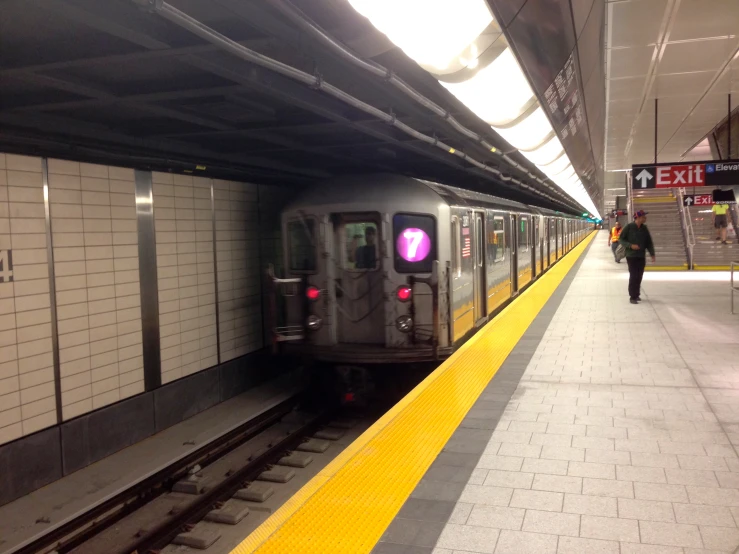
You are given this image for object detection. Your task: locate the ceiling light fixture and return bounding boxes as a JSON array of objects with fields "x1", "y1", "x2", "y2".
[{"x1": 347, "y1": 0, "x2": 601, "y2": 218}]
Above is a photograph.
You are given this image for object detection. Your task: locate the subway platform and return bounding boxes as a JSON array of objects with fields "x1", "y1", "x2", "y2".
[{"x1": 236, "y1": 232, "x2": 739, "y2": 554}]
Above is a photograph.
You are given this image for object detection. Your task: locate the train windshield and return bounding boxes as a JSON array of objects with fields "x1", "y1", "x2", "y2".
[
  {"x1": 288, "y1": 218, "x2": 316, "y2": 272},
  {"x1": 343, "y1": 221, "x2": 379, "y2": 270}
]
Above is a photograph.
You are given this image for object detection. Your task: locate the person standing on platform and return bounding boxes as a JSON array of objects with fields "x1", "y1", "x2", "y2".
[
  {"x1": 607, "y1": 220, "x2": 623, "y2": 262},
  {"x1": 712, "y1": 203, "x2": 730, "y2": 244},
  {"x1": 618, "y1": 210, "x2": 655, "y2": 304}
]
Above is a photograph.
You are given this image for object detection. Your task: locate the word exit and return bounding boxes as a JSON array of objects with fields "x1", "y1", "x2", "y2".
[
  {"x1": 633, "y1": 164, "x2": 704, "y2": 189},
  {"x1": 632, "y1": 160, "x2": 739, "y2": 189}
]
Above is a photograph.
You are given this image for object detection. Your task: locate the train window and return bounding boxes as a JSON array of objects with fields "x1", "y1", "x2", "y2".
[
  {"x1": 519, "y1": 217, "x2": 529, "y2": 252},
  {"x1": 452, "y1": 217, "x2": 461, "y2": 278},
  {"x1": 475, "y1": 216, "x2": 483, "y2": 267},
  {"x1": 488, "y1": 216, "x2": 505, "y2": 263},
  {"x1": 393, "y1": 213, "x2": 436, "y2": 273},
  {"x1": 343, "y1": 221, "x2": 379, "y2": 271},
  {"x1": 288, "y1": 218, "x2": 317, "y2": 272}
]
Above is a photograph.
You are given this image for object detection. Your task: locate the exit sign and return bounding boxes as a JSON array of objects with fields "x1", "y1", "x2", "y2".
[{"x1": 632, "y1": 159, "x2": 739, "y2": 189}]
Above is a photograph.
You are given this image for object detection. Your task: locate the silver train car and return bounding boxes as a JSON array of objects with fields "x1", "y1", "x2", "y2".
[{"x1": 269, "y1": 174, "x2": 590, "y2": 364}]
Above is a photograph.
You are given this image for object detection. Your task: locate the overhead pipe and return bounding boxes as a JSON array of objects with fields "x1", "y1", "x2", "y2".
[
  {"x1": 262, "y1": 0, "x2": 575, "y2": 204},
  {"x1": 138, "y1": 0, "x2": 583, "y2": 212}
]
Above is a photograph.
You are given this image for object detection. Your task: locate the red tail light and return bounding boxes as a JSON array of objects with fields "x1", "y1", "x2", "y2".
[
  {"x1": 396, "y1": 286, "x2": 412, "y2": 302},
  {"x1": 306, "y1": 286, "x2": 321, "y2": 301}
]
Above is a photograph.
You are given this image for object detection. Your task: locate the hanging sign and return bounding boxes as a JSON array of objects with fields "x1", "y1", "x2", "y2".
[{"x1": 631, "y1": 160, "x2": 739, "y2": 189}]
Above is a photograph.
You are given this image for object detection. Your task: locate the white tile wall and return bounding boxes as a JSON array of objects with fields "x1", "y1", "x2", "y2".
[
  {"x1": 0, "y1": 153, "x2": 57, "y2": 445},
  {"x1": 48, "y1": 159, "x2": 144, "y2": 420},
  {"x1": 0, "y1": 156, "x2": 281, "y2": 447},
  {"x1": 153, "y1": 172, "x2": 217, "y2": 384},
  {"x1": 214, "y1": 179, "x2": 263, "y2": 362}
]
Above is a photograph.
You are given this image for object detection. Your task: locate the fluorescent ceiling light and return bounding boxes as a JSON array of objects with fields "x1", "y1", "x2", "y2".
[
  {"x1": 494, "y1": 107, "x2": 552, "y2": 152},
  {"x1": 539, "y1": 153, "x2": 572, "y2": 176},
  {"x1": 520, "y1": 135, "x2": 564, "y2": 166},
  {"x1": 346, "y1": 0, "x2": 601, "y2": 219},
  {"x1": 441, "y1": 48, "x2": 534, "y2": 125},
  {"x1": 347, "y1": 0, "x2": 493, "y2": 71}
]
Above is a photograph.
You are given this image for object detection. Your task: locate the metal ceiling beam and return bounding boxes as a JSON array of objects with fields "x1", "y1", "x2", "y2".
[
  {"x1": 0, "y1": 111, "x2": 328, "y2": 178},
  {"x1": 0, "y1": 130, "x2": 309, "y2": 185},
  {"x1": 181, "y1": 55, "x2": 559, "y2": 207},
  {"x1": 211, "y1": 0, "x2": 575, "y2": 209},
  {"x1": 14, "y1": 72, "x2": 236, "y2": 131},
  {"x1": 5, "y1": 84, "x2": 250, "y2": 113},
  {"x1": 37, "y1": 0, "x2": 170, "y2": 50},
  {"x1": 0, "y1": 39, "x2": 274, "y2": 77},
  {"x1": 4, "y1": 3, "x2": 383, "y2": 176},
  {"x1": 150, "y1": 115, "x2": 417, "y2": 139}
]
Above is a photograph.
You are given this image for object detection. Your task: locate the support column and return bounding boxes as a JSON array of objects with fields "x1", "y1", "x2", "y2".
[{"x1": 135, "y1": 170, "x2": 161, "y2": 391}]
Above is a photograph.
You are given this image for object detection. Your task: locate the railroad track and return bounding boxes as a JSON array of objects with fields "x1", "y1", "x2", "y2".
[{"x1": 17, "y1": 397, "x2": 357, "y2": 554}]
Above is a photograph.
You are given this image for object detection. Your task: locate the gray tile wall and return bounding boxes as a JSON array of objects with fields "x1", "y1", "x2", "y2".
[{"x1": 214, "y1": 179, "x2": 262, "y2": 362}]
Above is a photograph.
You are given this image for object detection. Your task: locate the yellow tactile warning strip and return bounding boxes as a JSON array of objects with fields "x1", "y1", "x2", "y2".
[
  {"x1": 694, "y1": 265, "x2": 732, "y2": 270},
  {"x1": 232, "y1": 232, "x2": 596, "y2": 554},
  {"x1": 646, "y1": 265, "x2": 689, "y2": 271}
]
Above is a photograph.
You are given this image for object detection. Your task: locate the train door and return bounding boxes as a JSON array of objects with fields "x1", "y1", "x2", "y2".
[
  {"x1": 542, "y1": 217, "x2": 549, "y2": 270},
  {"x1": 535, "y1": 217, "x2": 543, "y2": 275},
  {"x1": 532, "y1": 217, "x2": 539, "y2": 277},
  {"x1": 332, "y1": 213, "x2": 384, "y2": 344},
  {"x1": 473, "y1": 211, "x2": 487, "y2": 322},
  {"x1": 557, "y1": 219, "x2": 562, "y2": 258},
  {"x1": 486, "y1": 212, "x2": 510, "y2": 313},
  {"x1": 550, "y1": 218, "x2": 556, "y2": 264},
  {"x1": 510, "y1": 214, "x2": 518, "y2": 293}
]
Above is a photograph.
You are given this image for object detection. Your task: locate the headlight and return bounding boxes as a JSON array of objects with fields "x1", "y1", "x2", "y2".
[
  {"x1": 395, "y1": 315, "x2": 413, "y2": 333},
  {"x1": 306, "y1": 315, "x2": 322, "y2": 330}
]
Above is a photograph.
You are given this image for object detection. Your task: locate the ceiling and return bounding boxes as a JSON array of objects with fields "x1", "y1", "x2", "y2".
[
  {"x1": 0, "y1": 0, "x2": 586, "y2": 213},
  {"x1": 604, "y1": 0, "x2": 739, "y2": 208}
]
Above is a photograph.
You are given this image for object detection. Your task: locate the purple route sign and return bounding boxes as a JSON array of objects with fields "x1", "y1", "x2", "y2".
[{"x1": 396, "y1": 228, "x2": 431, "y2": 263}]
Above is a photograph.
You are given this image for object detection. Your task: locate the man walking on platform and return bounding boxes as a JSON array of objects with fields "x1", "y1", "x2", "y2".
[
  {"x1": 618, "y1": 210, "x2": 655, "y2": 304},
  {"x1": 607, "y1": 220, "x2": 622, "y2": 262}
]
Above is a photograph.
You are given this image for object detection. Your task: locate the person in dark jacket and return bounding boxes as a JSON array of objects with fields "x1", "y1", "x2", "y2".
[{"x1": 618, "y1": 210, "x2": 655, "y2": 304}]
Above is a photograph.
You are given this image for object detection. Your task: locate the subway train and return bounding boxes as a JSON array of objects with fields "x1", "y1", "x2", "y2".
[{"x1": 268, "y1": 174, "x2": 590, "y2": 371}]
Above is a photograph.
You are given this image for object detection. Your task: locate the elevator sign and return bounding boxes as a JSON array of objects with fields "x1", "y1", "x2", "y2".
[{"x1": 631, "y1": 160, "x2": 739, "y2": 189}]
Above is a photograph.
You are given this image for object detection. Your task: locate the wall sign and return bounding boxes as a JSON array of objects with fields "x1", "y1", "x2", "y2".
[{"x1": 0, "y1": 250, "x2": 13, "y2": 282}]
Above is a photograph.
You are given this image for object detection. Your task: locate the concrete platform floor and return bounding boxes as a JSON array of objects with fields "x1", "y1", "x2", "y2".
[{"x1": 379, "y1": 232, "x2": 739, "y2": 554}]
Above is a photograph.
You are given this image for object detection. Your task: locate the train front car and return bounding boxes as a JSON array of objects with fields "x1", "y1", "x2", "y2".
[{"x1": 269, "y1": 175, "x2": 451, "y2": 399}]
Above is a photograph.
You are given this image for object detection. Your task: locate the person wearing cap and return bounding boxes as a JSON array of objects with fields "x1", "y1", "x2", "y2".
[
  {"x1": 618, "y1": 210, "x2": 655, "y2": 304},
  {"x1": 608, "y1": 220, "x2": 623, "y2": 262}
]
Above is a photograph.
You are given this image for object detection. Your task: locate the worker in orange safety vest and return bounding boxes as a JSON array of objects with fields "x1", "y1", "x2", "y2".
[{"x1": 608, "y1": 221, "x2": 623, "y2": 263}]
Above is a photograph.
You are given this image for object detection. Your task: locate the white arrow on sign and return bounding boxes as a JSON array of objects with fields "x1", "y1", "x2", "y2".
[
  {"x1": 635, "y1": 169, "x2": 653, "y2": 188},
  {"x1": 684, "y1": 196, "x2": 694, "y2": 206}
]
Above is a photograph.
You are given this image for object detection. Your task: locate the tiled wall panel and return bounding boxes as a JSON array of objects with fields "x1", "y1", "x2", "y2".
[
  {"x1": 0, "y1": 154, "x2": 56, "y2": 444},
  {"x1": 153, "y1": 173, "x2": 217, "y2": 384},
  {"x1": 0, "y1": 154, "x2": 284, "y2": 447},
  {"x1": 214, "y1": 180, "x2": 263, "y2": 362},
  {"x1": 48, "y1": 160, "x2": 144, "y2": 420}
]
